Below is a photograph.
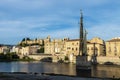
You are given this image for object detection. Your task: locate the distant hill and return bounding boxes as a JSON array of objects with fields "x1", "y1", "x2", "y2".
[{"x1": 0, "y1": 44, "x2": 14, "y2": 47}]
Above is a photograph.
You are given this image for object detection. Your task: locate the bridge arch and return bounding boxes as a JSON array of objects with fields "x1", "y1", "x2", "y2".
[{"x1": 28, "y1": 54, "x2": 53, "y2": 61}]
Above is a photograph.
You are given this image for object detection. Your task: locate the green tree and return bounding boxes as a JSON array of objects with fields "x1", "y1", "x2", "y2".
[
  {"x1": 37, "y1": 47, "x2": 44, "y2": 53},
  {"x1": 0, "y1": 52, "x2": 19, "y2": 61},
  {"x1": 64, "y1": 56, "x2": 69, "y2": 61}
]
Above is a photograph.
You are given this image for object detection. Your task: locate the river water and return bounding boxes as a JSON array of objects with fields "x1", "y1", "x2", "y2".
[{"x1": 0, "y1": 62, "x2": 120, "y2": 78}]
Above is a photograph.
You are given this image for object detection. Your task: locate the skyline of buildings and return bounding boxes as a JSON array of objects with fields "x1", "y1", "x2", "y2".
[
  {"x1": 1, "y1": 35, "x2": 120, "y2": 56},
  {"x1": 1, "y1": 36, "x2": 120, "y2": 64}
]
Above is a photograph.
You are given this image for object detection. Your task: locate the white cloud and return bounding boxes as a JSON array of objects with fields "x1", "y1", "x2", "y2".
[
  {"x1": 0, "y1": 0, "x2": 120, "y2": 44},
  {"x1": 87, "y1": 24, "x2": 120, "y2": 40},
  {"x1": 0, "y1": 0, "x2": 111, "y2": 11}
]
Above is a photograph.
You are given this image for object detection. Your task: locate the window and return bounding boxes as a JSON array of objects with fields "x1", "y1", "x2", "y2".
[
  {"x1": 72, "y1": 43, "x2": 74, "y2": 45},
  {"x1": 77, "y1": 42, "x2": 78, "y2": 45},
  {"x1": 76, "y1": 48, "x2": 78, "y2": 51},
  {"x1": 67, "y1": 47, "x2": 71, "y2": 49},
  {"x1": 87, "y1": 47, "x2": 89, "y2": 50},
  {"x1": 72, "y1": 48, "x2": 74, "y2": 51}
]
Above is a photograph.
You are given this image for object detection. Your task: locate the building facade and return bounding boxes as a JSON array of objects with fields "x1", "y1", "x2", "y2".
[
  {"x1": 0, "y1": 46, "x2": 10, "y2": 54},
  {"x1": 44, "y1": 37, "x2": 105, "y2": 57},
  {"x1": 11, "y1": 45, "x2": 40, "y2": 57},
  {"x1": 18, "y1": 38, "x2": 44, "y2": 46},
  {"x1": 44, "y1": 36, "x2": 68, "y2": 55},
  {"x1": 65, "y1": 39, "x2": 79, "y2": 56},
  {"x1": 65, "y1": 37, "x2": 105, "y2": 57},
  {"x1": 106, "y1": 37, "x2": 120, "y2": 57},
  {"x1": 88, "y1": 37, "x2": 106, "y2": 56}
]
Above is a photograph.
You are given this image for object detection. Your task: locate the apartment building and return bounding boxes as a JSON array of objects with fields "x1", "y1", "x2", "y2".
[{"x1": 106, "y1": 37, "x2": 120, "y2": 57}]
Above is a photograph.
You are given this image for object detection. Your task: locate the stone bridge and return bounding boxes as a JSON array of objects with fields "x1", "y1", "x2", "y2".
[
  {"x1": 28, "y1": 54, "x2": 68, "y2": 62},
  {"x1": 28, "y1": 54, "x2": 120, "y2": 65},
  {"x1": 28, "y1": 54, "x2": 53, "y2": 61}
]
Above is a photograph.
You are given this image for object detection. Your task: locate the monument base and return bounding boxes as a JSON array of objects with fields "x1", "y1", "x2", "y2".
[{"x1": 76, "y1": 56, "x2": 91, "y2": 77}]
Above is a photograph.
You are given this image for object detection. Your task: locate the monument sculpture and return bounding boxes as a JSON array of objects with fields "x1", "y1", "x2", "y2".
[{"x1": 76, "y1": 10, "x2": 91, "y2": 77}]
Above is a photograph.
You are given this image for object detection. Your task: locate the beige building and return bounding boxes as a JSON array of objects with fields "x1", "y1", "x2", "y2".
[
  {"x1": 65, "y1": 39, "x2": 79, "y2": 56},
  {"x1": 15, "y1": 36, "x2": 50, "y2": 57},
  {"x1": 106, "y1": 37, "x2": 120, "y2": 57},
  {"x1": 88, "y1": 37, "x2": 105, "y2": 56},
  {"x1": 11, "y1": 46, "x2": 39, "y2": 57},
  {"x1": 11, "y1": 46, "x2": 22, "y2": 54},
  {"x1": 18, "y1": 38, "x2": 44, "y2": 46},
  {"x1": 20, "y1": 46, "x2": 37, "y2": 56},
  {"x1": 44, "y1": 37, "x2": 105, "y2": 57},
  {"x1": 44, "y1": 36, "x2": 68, "y2": 55},
  {"x1": 65, "y1": 37, "x2": 105, "y2": 57},
  {"x1": 0, "y1": 46, "x2": 10, "y2": 54}
]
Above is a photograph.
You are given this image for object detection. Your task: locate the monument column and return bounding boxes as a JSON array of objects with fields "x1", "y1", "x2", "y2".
[
  {"x1": 76, "y1": 10, "x2": 91, "y2": 77},
  {"x1": 79, "y1": 10, "x2": 84, "y2": 56}
]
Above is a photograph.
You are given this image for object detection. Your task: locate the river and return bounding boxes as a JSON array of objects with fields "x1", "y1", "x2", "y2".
[{"x1": 0, "y1": 62, "x2": 120, "y2": 78}]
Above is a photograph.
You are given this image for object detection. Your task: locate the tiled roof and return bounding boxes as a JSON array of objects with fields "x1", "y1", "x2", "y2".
[
  {"x1": 67, "y1": 39, "x2": 80, "y2": 42},
  {"x1": 107, "y1": 39, "x2": 120, "y2": 42},
  {"x1": 67, "y1": 39, "x2": 91, "y2": 43},
  {"x1": 67, "y1": 39, "x2": 104, "y2": 45}
]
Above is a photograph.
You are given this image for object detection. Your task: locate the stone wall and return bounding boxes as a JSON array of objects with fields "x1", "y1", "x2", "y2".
[
  {"x1": 97, "y1": 56, "x2": 120, "y2": 65},
  {"x1": 28, "y1": 54, "x2": 52, "y2": 60},
  {"x1": 85, "y1": 56, "x2": 120, "y2": 65}
]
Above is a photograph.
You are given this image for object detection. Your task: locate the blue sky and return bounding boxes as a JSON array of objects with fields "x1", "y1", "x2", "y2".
[{"x1": 0, "y1": 0, "x2": 120, "y2": 44}]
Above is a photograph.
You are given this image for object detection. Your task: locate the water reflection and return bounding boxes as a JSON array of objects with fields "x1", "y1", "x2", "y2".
[
  {"x1": 0, "y1": 62, "x2": 120, "y2": 78},
  {"x1": 42, "y1": 63, "x2": 76, "y2": 75},
  {"x1": 92, "y1": 65, "x2": 120, "y2": 78},
  {"x1": 11, "y1": 62, "x2": 29, "y2": 72},
  {"x1": 76, "y1": 69, "x2": 91, "y2": 77},
  {"x1": 0, "y1": 62, "x2": 12, "y2": 72}
]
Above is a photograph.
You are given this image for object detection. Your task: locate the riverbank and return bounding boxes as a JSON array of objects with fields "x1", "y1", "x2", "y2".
[{"x1": 0, "y1": 72, "x2": 115, "y2": 80}]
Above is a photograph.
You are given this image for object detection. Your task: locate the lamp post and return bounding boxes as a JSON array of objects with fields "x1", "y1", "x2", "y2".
[{"x1": 92, "y1": 42, "x2": 97, "y2": 64}]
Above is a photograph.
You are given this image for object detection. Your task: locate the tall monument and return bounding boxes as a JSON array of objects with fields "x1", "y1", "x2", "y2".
[
  {"x1": 79, "y1": 10, "x2": 84, "y2": 56},
  {"x1": 76, "y1": 10, "x2": 91, "y2": 77},
  {"x1": 79, "y1": 10, "x2": 88, "y2": 56}
]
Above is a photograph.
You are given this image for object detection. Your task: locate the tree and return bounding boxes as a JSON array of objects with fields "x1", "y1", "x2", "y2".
[
  {"x1": 0, "y1": 52, "x2": 19, "y2": 61},
  {"x1": 22, "y1": 37, "x2": 31, "y2": 42},
  {"x1": 37, "y1": 47, "x2": 44, "y2": 53},
  {"x1": 26, "y1": 37, "x2": 31, "y2": 41},
  {"x1": 64, "y1": 56, "x2": 69, "y2": 61},
  {"x1": 22, "y1": 38, "x2": 26, "y2": 42}
]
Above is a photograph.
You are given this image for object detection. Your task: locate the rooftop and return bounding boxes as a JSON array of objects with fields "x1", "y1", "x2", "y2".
[
  {"x1": 107, "y1": 37, "x2": 120, "y2": 42},
  {"x1": 107, "y1": 39, "x2": 120, "y2": 42}
]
